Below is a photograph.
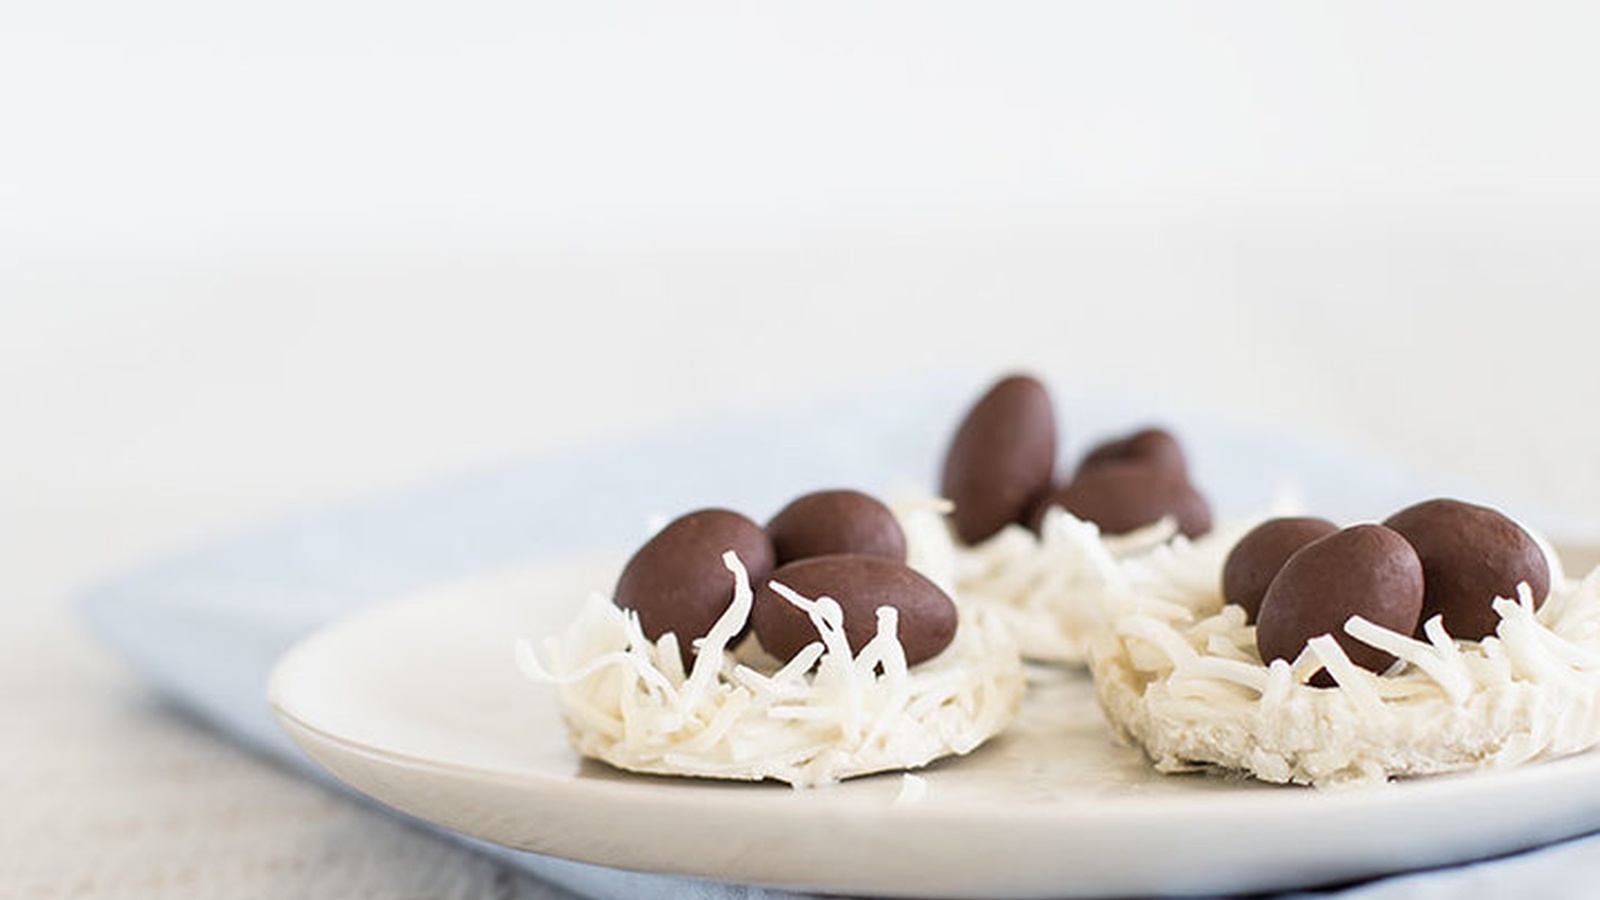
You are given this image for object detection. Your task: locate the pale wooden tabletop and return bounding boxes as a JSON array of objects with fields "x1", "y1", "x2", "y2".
[{"x1": 3, "y1": 598, "x2": 576, "y2": 900}]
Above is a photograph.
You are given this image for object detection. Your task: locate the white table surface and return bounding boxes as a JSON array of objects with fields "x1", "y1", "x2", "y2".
[{"x1": 6, "y1": 4, "x2": 1600, "y2": 897}]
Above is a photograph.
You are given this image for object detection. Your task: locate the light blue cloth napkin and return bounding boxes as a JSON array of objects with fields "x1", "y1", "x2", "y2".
[{"x1": 76, "y1": 373, "x2": 1600, "y2": 899}]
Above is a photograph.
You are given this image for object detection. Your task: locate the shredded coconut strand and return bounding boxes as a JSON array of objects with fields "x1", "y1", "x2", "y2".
[
  {"x1": 519, "y1": 506, "x2": 1026, "y2": 788},
  {"x1": 1084, "y1": 519, "x2": 1600, "y2": 787}
]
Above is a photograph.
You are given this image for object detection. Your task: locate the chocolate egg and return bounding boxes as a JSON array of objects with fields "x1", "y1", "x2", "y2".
[
  {"x1": 1256, "y1": 524, "x2": 1424, "y2": 685},
  {"x1": 1383, "y1": 498, "x2": 1551, "y2": 641},
  {"x1": 1031, "y1": 462, "x2": 1212, "y2": 538},
  {"x1": 1079, "y1": 427, "x2": 1187, "y2": 475},
  {"x1": 766, "y1": 489, "x2": 906, "y2": 566},
  {"x1": 613, "y1": 508, "x2": 775, "y2": 646},
  {"x1": 751, "y1": 554, "x2": 958, "y2": 666},
  {"x1": 940, "y1": 374, "x2": 1057, "y2": 545},
  {"x1": 1221, "y1": 517, "x2": 1339, "y2": 622}
]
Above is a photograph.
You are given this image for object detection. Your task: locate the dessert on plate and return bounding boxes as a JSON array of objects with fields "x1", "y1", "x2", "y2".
[
  {"x1": 1091, "y1": 497, "x2": 1600, "y2": 787},
  {"x1": 521, "y1": 371, "x2": 1600, "y2": 793},
  {"x1": 519, "y1": 490, "x2": 1025, "y2": 788}
]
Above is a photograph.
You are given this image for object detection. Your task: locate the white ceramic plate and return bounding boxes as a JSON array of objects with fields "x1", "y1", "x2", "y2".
[{"x1": 269, "y1": 549, "x2": 1600, "y2": 899}]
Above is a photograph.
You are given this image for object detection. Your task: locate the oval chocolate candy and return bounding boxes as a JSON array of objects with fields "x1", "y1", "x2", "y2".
[
  {"x1": 940, "y1": 374, "x2": 1057, "y2": 545},
  {"x1": 750, "y1": 554, "x2": 958, "y2": 666},
  {"x1": 1031, "y1": 461, "x2": 1212, "y2": 538},
  {"x1": 1383, "y1": 498, "x2": 1551, "y2": 641},
  {"x1": 1221, "y1": 516, "x2": 1339, "y2": 623},
  {"x1": 613, "y1": 508, "x2": 776, "y2": 647},
  {"x1": 1256, "y1": 524, "x2": 1424, "y2": 685},
  {"x1": 766, "y1": 489, "x2": 906, "y2": 566},
  {"x1": 1079, "y1": 427, "x2": 1187, "y2": 475}
]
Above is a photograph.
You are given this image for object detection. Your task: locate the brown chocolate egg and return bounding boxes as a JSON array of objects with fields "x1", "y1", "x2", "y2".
[
  {"x1": 766, "y1": 489, "x2": 906, "y2": 566},
  {"x1": 613, "y1": 508, "x2": 775, "y2": 646},
  {"x1": 1256, "y1": 524, "x2": 1424, "y2": 685},
  {"x1": 751, "y1": 554, "x2": 958, "y2": 666},
  {"x1": 940, "y1": 374, "x2": 1057, "y2": 545},
  {"x1": 1221, "y1": 517, "x2": 1340, "y2": 622},
  {"x1": 1079, "y1": 427, "x2": 1187, "y2": 475},
  {"x1": 1383, "y1": 498, "x2": 1551, "y2": 641},
  {"x1": 1031, "y1": 462, "x2": 1212, "y2": 538}
]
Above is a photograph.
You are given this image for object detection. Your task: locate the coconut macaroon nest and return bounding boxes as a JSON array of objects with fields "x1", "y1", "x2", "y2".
[
  {"x1": 518, "y1": 497, "x2": 1026, "y2": 788},
  {"x1": 1090, "y1": 500, "x2": 1600, "y2": 788}
]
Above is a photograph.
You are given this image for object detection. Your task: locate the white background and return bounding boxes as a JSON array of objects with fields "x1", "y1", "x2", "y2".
[{"x1": 4, "y1": 3, "x2": 1600, "y2": 896}]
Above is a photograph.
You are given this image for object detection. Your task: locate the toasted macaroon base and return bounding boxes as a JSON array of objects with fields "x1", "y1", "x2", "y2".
[
  {"x1": 1089, "y1": 532, "x2": 1600, "y2": 787},
  {"x1": 519, "y1": 509, "x2": 1025, "y2": 788}
]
